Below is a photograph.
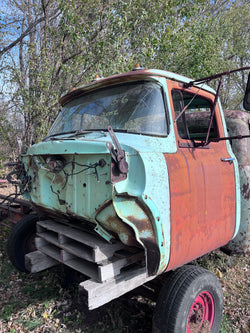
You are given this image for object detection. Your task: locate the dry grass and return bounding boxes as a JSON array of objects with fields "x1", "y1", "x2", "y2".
[{"x1": 195, "y1": 251, "x2": 249, "y2": 333}]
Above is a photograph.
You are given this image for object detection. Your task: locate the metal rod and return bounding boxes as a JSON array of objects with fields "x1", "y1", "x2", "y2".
[
  {"x1": 185, "y1": 66, "x2": 250, "y2": 88},
  {"x1": 205, "y1": 77, "x2": 223, "y2": 144}
]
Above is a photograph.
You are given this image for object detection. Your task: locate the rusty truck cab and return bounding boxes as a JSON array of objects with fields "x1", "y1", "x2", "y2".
[{"x1": 17, "y1": 69, "x2": 241, "y2": 277}]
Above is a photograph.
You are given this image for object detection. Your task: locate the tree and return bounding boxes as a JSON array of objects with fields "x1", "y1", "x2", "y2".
[
  {"x1": 0, "y1": 0, "x2": 249, "y2": 157},
  {"x1": 0, "y1": 0, "x2": 179, "y2": 148}
]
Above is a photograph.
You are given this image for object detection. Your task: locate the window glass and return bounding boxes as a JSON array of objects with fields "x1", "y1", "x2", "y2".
[
  {"x1": 171, "y1": 90, "x2": 218, "y2": 141},
  {"x1": 48, "y1": 82, "x2": 168, "y2": 137}
]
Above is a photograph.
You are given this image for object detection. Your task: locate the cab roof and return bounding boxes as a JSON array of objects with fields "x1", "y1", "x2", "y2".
[{"x1": 59, "y1": 69, "x2": 216, "y2": 106}]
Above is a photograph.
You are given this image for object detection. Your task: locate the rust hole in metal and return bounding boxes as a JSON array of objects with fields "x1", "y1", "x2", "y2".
[{"x1": 98, "y1": 159, "x2": 106, "y2": 168}]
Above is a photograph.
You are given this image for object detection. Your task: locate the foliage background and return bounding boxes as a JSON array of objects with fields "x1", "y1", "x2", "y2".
[{"x1": 0, "y1": 0, "x2": 249, "y2": 157}]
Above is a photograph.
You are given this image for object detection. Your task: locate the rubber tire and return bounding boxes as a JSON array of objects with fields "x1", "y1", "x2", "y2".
[
  {"x1": 152, "y1": 265, "x2": 223, "y2": 333},
  {"x1": 6, "y1": 214, "x2": 38, "y2": 272}
]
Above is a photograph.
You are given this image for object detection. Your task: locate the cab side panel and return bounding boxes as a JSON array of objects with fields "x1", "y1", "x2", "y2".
[
  {"x1": 165, "y1": 145, "x2": 236, "y2": 271},
  {"x1": 165, "y1": 80, "x2": 236, "y2": 271}
]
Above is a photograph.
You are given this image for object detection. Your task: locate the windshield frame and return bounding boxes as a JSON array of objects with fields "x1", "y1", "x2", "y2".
[{"x1": 46, "y1": 80, "x2": 169, "y2": 139}]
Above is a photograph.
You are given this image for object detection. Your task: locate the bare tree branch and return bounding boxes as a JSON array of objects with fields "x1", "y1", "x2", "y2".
[
  {"x1": 0, "y1": 7, "x2": 61, "y2": 57},
  {"x1": 0, "y1": 16, "x2": 45, "y2": 57}
]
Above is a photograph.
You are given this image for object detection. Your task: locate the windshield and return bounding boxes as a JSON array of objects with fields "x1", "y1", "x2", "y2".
[{"x1": 47, "y1": 81, "x2": 168, "y2": 137}]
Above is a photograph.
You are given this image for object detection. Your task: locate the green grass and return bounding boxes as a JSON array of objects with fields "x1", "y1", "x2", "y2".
[{"x1": 220, "y1": 314, "x2": 234, "y2": 333}]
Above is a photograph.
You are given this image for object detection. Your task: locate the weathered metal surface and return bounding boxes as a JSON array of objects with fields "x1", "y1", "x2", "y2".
[
  {"x1": 0, "y1": 194, "x2": 32, "y2": 224},
  {"x1": 165, "y1": 80, "x2": 237, "y2": 270},
  {"x1": 113, "y1": 150, "x2": 171, "y2": 275},
  {"x1": 95, "y1": 200, "x2": 139, "y2": 247},
  {"x1": 21, "y1": 148, "x2": 112, "y2": 223},
  {"x1": 113, "y1": 196, "x2": 160, "y2": 276},
  {"x1": 96, "y1": 150, "x2": 171, "y2": 276},
  {"x1": 222, "y1": 110, "x2": 250, "y2": 253},
  {"x1": 182, "y1": 106, "x2": 242, "y2": 241},
  {"x1": 183, "y1": 109, "x2": 249, "y2": 253}
]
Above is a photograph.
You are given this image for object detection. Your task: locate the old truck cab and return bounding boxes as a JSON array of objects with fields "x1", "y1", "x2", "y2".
[{"x1": 7, "y1": 67, "x2": 250, "y2": 333}]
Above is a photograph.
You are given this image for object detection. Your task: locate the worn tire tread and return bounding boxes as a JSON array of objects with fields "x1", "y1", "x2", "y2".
[
  {"x1": 153, "y1": 265, "x2": 223, "y2": 333},
  {"x1": 6, "y1": 214, "x2": 38, "y2": 272}
]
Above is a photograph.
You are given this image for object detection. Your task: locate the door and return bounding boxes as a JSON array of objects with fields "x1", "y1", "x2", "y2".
[{"x1": 165, "y1": 80, "x2": 236, "y2": 270}]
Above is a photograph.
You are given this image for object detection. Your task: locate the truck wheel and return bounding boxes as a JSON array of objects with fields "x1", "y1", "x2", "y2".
[
  {"x1": 6, "y1": 214, "x2": 38, "y2": 272},
  {"x1": 152, "y1": 265, "x2": 223, "y2": 333}
]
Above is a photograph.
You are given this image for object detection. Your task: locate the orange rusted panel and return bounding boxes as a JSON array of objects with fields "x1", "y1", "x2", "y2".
[{"x1": 165, "y1": 80, "x2": 236, "y2": 271}]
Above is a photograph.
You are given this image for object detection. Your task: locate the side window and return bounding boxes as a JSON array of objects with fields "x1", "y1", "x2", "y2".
[{"x1": 171, "y1": 90, "x2": 219, "y2": 141}]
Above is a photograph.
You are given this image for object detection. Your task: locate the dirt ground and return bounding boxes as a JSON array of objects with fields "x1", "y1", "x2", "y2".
[{"x1": 0, "y1": 184, "x2": 18, "y2": 196}]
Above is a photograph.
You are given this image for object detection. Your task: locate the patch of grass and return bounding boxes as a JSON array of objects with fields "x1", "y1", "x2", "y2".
[
  {"x1": 220, "y1": 314, "x2": 234, "y2": 333},
  {"x1": 194, "y1": 251, "x2": 230, "y2": 273},
  {"x1": 18, "y1": 315, "x2": 44, "y2": 331},
  {"x1": 1, "y1": 304, "x2": 17, "y2": 321},
  {"x1": 21, "y1": 274, "x2": 61, "y2": 301},
  {"x1": 0, "y1": 260, "x2": 14, "y2": 288}
]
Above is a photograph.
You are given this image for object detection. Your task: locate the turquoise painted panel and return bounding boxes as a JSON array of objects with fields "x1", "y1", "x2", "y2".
[
  {"x1": 22, "y1": 151, "x2": 112, "y2": 221},
  {"x1": 217, "y1": 100, "x2": 241, "y2": 238},
  {"x1": 26, "y1": 139, "x2": 110, "y2": 155},
  {"x1": 114, "y1": 151, "x2": 171, "y2": 274}
]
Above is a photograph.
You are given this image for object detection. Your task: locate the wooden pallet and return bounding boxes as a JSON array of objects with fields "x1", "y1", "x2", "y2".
[
  {"x1": 24, "y1": 219, "x2": 158, "y2": 309},
  {"x1": 25, "y1": 220, "x2": 145, "y2": 283}
]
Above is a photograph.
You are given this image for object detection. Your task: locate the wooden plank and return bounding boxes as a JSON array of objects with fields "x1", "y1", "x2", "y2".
[
  {"x1": 58, "y1": 234, "x2": 67, "y2": 244},
  {"x1": 37, "y1": 231, "x2": 95, "y2": 262},
  {"x1": 25, "y1": 250, "x2": 58, "y2": 273},
  {"x1": 36, "y1": 237, "x2": 144, "y2": 282},
  {"x1": 60, "y1": 240, "x2": 94, "y2": 262},
  {"x1": 37, "y1": 232, "x2": 121, "y2": 263},
  {"x1": 38, "y1": 243, "x2": 61, "y2": 262},
  {"x1": 65, "y1": 258, "x2": 98, "y2": 281},
  {"x1": 98, "y1": 251, "x2": 145, "y2": 282},
  {"x1": 37, "y1": 220, "x2": 110, "y2": 248},
  {"x1": 37, "y1": 231, "x2": 60, "y2": 247},
  {"x1": 37, "y1": 220, "x2": 126, "y2": 262},
  {"x1": 36, "y1": 238, "x2": 100, "y2": 280},
  {"x1": 61, "y1": 250, "x2": 75, "y2": 261},
  {"x1": 35, "y1": 237, "x2": 48, "y2": 249},
  {"x1": 35, "y1": 237, "x2": 99, "y2": 280},
  {"x1": 35, "y1": 222, "x2": 146, "y2": 284},
  {"x1": 97, "y1": 257, "x2": 122, "y2": 281},
  {"x1": 79, "y1": 266, "x2": 155, "y2": 309}
]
